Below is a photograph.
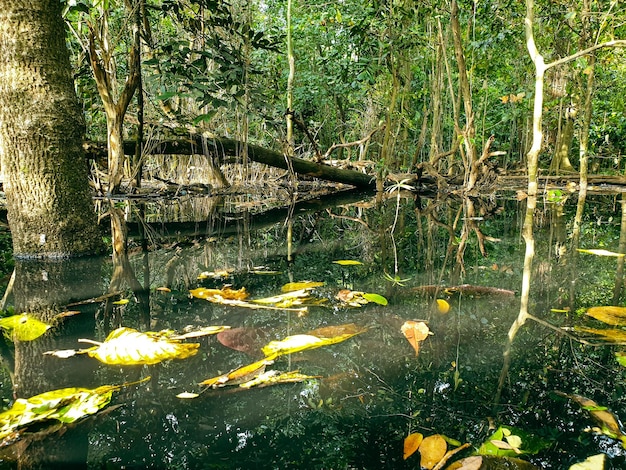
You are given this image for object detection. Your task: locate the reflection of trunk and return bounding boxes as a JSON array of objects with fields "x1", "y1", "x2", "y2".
[
  {"x1": 9, "y1": 258, "x2": 103, "y2": 468},
  {"x1": 0, "y1": 0, "x2": 103, "y2": 257},
  {"x1": 107, "y1": 205, "x2": 150, "y2": 328}
]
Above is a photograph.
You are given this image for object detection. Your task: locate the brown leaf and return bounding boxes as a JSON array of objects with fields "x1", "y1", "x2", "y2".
[
  {"x1": 403, "y1": 432, "x2": 423, "y2": 460},
  {"x1": 445, "y1": 456, "x2": 482, "y2": 470},
  {"x1": 401, "y1": 321, "x2": 431, "y2": 355},
  {"x1": 217, "y1": 327, "x2": 271, "y2": 355},
  {"x1": 308, "y1": 323, "x2": 367, "y2": 339},
  {"x1": 419, "y1": 434, "x2": 447, "y2": 469}
]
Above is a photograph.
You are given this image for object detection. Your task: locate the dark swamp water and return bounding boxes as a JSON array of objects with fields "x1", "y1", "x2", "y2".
[{"x1": 0, "y1": 187, "x2": 625, "y2": 469}]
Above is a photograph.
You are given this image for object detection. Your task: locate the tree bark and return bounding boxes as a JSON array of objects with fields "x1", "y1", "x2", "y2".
[{"x1": 0, "y1": 0, "x2": 103, "y2": 258}]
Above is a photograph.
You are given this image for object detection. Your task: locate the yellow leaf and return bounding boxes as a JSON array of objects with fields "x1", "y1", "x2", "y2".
[
  {"x1": 156, "y1": 287, "x2": 171, "y2": 293},
  {"x1": 0, "y1": 314, "x2": 51, "y2": 341},
  {"x1": 569, "y1": 454, "x2": 605, "y2": 470},
  {"x1": 403, "y1": 432, "x2": 423, "y2": 460},
  {"x1": 113, "y1": 299, "x2": 129, "y2": 305},
  {"x1": 577, "y1": 248, "x2": 625, "y2": 257},
  {"x1": 419, "y1": 434, "x2": 447, "y2": 469},
  {"x1": 169, "y1": 326, "x2": 231, "y2": 340},
  {"x1": 576, "y1": 326, "x2": 626, "y2": 343},
  {"x1": 401, "y1": 321, "x2": 431, "y2": 355},
  {"x1": 560, "y1": 393, "x2": 626, "y2": 446},
  {"x1": 239, "y1": 370, "x2": 320, "y2": 389},
  {"x1": 261, "y1": 325, "x2": 366, "y2": 357},
  {"x1": 253, "y1": 289, "x2": 311, "y2": 305},
  {"x1": 281, "y1": 281, "x2": 324, "y2": 292},
  {"x1": 176, "y1": 392, "x2": 200, "y2": 399},
  {"x1": 81, "y1": 327, "x2": 199, "y2": 365},
  {"x1": 199, "y1": 355, "x2": 278, "y2": 387},
  {"x1": 586, "y1": 306, "x2": 626, "y2": 326},
  {"x1": 436, "y1": 299, "x2": 450, "y2": 314},
  {"x1": 190, "y1": 286, "x2": 248, "y2": 301},
  {"x1": 332, "y1": 260, "x2": 363, "y2": 266}
]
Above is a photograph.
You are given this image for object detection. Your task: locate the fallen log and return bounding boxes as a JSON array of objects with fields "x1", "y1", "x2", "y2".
[{"x1": 84, "y1": 135, "x2": 378, "y2": 189}]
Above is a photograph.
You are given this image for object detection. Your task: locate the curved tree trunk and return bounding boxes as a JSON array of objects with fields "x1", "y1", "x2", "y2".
[{"x1": 0, "y1": 0, "x2": 103, "y2": 258}]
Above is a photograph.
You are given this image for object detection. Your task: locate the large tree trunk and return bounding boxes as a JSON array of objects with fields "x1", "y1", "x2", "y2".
[{"x1": 0, "y1": 0, "x2": 103, "y2": 258}]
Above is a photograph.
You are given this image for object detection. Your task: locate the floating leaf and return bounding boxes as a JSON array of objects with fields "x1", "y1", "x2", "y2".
[
  {"x1": 176, "y1": 392, "x2": 201, "y2": 399},
  {"x1": 362, "y1": 293, "x2": 388, "y2": 306},
  {"x1": 436, "y1": 299, "x2": 450, "y2": 314},
  {"x1": 448, "y1": 456, "x2": 539, "y2": 470},
  {"x1": 577, "y1": 248, "x2": 624, "y2": 257},
  {"x1": 156, "y1": 287, "x2": 171, "y2": 293},
  {"x1": 281, "y1": 281, "x2": 324, "y2": 292},
  {"x1": 575, "y1": 326, "x2": 626, "y2": 343},
  {"x1": 569, "y1": 454, "x2": 605, "y2": 470},
  {"x1": 403, "y1": 432, "x2": 423, "y2": 460},
  {"x1": 239, "y1": 370, "x2": 320, "y2": 389},
  {"x1": 336, "y1": 290, "x2": 387, "y2": 307},
  {"x1": 333, "y1": 260, "x2": 363, "y2": 266},
  {"x1": 419, "y1": 434, "x2": 447, "y2": 469},
  {"x1": 616, "y1": 352, "x2": 626, "y2": 367},
  {"x1": 190, "y1": 286, "x2": 248, "y2": 301},
  {"x1": 169, "y1": 326, "x2": 230, "y2": 340},
  {"x1": 261, "y1": 324, "x2": 366, "y2": 357},
  {"x1": 478, "y1": 426, "x2": 549, "y2": 456},
  {"x1": 81, "y1": 327, "x2": 199, "y2": 365},
  {"x1": 401, "y1": 321, "x2": 431, "y2": 356},
  {"x1": 0, "y1": 377, "x2": 148, "y2": 445},
  {"x1": 446, "y1": 455, "x2": 483, "y2": 470},
  {"x1": 200, "y1": 355, "x2": 277, "y2": 387},
  {"x1": 112, "y1": 299, "x2": 129, "y2": 305},
  {"x1": 0, "y1": 314, "x2": 51, "y2": 341},
  {"x1": 559, "y1": 392, "x2": 626, "y2": 447},
  {"x1": 585, "y1": 306, "x2": 626, "y2": 326},
  {"x1": 197, "y1": 269, "x2": 233, "y2": 280}
]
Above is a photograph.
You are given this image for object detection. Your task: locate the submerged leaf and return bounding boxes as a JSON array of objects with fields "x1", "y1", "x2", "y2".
[
  {"x1": 190, "y1": 286, "x2": 248, "y2": 301},
  {"x1": 419, "y1": 434, "x2": 447, "y2": 469},
  {"x1": 403, "y1": 432, "x2": 423, "y2": 460},
  {"x1": 401, "y1": 321, "x2": 431, "y2": 356},
  {"x1": 82, "y1": 327, "x2": 199, "y2": 365},
  {"x1": 0, "y1": 314, "x2": 51, "y2": 341},
  {"x1": 586, "y1": 306, "x2": 626, "y2": 326},
  {"x1": 217, "y1": 327, "x2": 271, "y2": 354},
  {"x1": 169, "y1": 326, "x2": 230, "y2": 340}
]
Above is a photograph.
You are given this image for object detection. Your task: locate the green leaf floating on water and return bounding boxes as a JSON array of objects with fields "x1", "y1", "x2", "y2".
[
  {"x1": 478, "y1": 426, "x2": 548, "y2": 457},
  {"x1": 0, "y1": 314, "x2": 51, "y2": 341},
  {"x1": 362, "y1": 293, "x2": 388, "y2": 306},
  {"x1": 0, "y1": 377, "x2": 149, "y2": 446}
]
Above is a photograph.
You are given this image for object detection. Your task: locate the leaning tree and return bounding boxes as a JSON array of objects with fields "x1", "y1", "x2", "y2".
[{"x1": 0, "y1": 0, "x2": 103, "y2": 257}]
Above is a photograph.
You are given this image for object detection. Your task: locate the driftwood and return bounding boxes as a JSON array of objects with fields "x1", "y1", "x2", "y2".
[
  {"x1": 85, "y1": 135, "x2": 378, "y2": 189},
  {"x1": 411, "y1": 284, "x2": 516, "y2": 297}
]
